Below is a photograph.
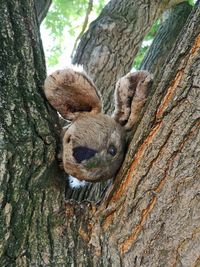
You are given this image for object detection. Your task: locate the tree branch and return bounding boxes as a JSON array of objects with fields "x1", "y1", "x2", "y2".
[
  {"x1": 71, "y1": 0, "x2": 94, "y2": 58},
  {"x1": 35, "y1": 0, "x2": 52, "y2": 24},
  {"x1": 73, "y1": 0, "x2": 186, "y2": 113}
]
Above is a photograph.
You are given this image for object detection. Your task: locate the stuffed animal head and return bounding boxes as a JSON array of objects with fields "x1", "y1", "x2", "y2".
[{"x1": 44, "y1": 67, "x2": 152, "y2": 182}]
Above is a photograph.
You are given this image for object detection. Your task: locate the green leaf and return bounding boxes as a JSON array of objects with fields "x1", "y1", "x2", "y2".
[
  {"x1": 133, "y1": 19, "x2": 160, "y2": 69},
  {"x1": 42, "y1": 0, "x2": 106, "y2": 67}
]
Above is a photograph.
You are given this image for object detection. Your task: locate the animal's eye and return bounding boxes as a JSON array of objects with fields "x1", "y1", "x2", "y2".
[{"x1": 107, "y1": 145, "x2": 117, "y2": 156}]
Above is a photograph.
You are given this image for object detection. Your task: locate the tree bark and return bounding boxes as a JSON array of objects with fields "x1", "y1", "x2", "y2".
[
  {"x1": 140, "y1": 2, "x2": 192, "y2": 77},
  {"x1": 73, "y1": 0, "x2": 185, "y2": 113},
  {"x1": 66, "y1": 1, "x2": 192, "y2": 203},
  {"x1": 0, "y1": 1, "x2": 200, "y2": 267},
  {"x1": 65, "y1": 5, "x2": 199, "y2": 266},
  {"x1": 55, "y1": 4, "x2": 200, "y2": 266},
  {"x1": 0, "y1": 1, "x2": 65, "y2": 265},
  {"x1": 35, "y1": 0, "x2": 52, "y2": 24},
  {"x1": 100, "y1": 6, "x2": 200, "y2": 266}
]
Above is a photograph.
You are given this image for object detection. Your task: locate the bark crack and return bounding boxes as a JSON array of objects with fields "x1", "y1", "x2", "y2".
[{"x1": 118, "y1": 119, "x2": 200, "y2": 255}]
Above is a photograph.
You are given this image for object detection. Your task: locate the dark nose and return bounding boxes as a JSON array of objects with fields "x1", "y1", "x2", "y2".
[{"x1": 73, "y1": 146, "x2": 98, "y2": 163}]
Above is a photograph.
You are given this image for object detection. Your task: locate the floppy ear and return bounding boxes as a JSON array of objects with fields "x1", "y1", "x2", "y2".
[
  {"x1": 43, "y1": 67, "x2": 102, "y2": 120},
  {"x1": 113, "y1": 71, "x2": 153, "y2": 130}
]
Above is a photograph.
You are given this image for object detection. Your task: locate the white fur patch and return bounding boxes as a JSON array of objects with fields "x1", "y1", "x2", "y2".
[{"x1": 68, "y1": 175, "x2": 88, "y2": 188}]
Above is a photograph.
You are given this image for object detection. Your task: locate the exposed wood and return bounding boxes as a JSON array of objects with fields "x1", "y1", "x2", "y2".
[{"x1": 62, "y1": 5, "x2": 200, "y2": 266}]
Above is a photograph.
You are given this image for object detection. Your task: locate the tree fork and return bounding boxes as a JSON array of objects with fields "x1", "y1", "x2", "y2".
[
  {"x1": 66, "y1": 0, "x2": 189, "y2": 203},
  {"x1": 73, "y1": 0, "x2": 186, "y2": 113},
  {"x1": 0, "y1": 1, "x2": 199, "y2": 266},
  {"x1": 55, "y1": 5, "x2": 200, "y2": 266}
]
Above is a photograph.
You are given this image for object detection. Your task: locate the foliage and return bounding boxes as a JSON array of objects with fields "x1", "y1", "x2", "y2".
[
  {"x1": 133, "y1": 19, "x2": 160, "y2": 69},
  {"x1": 134, "y1": 0, "x2": 195, "y2": 69},
  {"x1": 43, "y1": 0, "x2": 105, "y2": 67},
  {"x1": 42, "y1": 0, "x2": 194, "y2": 69},
  {"x1": 188, "y1": 0, "x2": 195, "y2": 5}
]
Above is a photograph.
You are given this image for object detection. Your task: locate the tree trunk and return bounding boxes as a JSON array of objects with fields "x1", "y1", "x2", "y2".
[
  {"x1": 35, "y1": 0, "x2": 52, "y2": 24},
  {"x1": 66, "y1": 0, "x2": 190, "y2": 204},
  {"x1": 0, "y1": 1, "x2": 65, "y2": 265},
  {"x1": 54, "y1": 5, "x2": 200, "y2": 266},
  {"x1": 0, "y1": 1, "x2": 200, "y2": 267},
  {"x1": 73, "y1": 0, "x2": 185, "y2": 113},
  {"x1": 140, "y1": 2, "x2": 192, "y2": 77}
]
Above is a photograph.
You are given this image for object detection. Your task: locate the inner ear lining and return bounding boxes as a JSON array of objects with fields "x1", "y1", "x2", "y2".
[
  {"x1": 68, "y1": 105, "x2": 92, "y2": 113},
  {"x1": 66, "y1": 135, "x2": 71, "y2": 143},
  {"x1": 126, "y1": 96, "x2": 133, "y2": 107},
  {"x1": 76, "y1": 71, "x2": 101, "y2": 100},
  {"x1": 119, "y1": 119, "x2": 128, "y2": 126}
]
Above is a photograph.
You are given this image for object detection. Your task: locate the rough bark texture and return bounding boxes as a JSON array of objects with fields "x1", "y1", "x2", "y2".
[
  {"x1": 140, "y1": 2, "x2": 192, "y2": 77},
  {"x1": 66, "y1": 1, "x2": 192, "y2": 203},
  {"x1": 73, "y1": 0, "x2": 185, "y2": 113},
  {"x1": 99, "y1": 6, "x2": 200, "y2": 266},
  {"x1": 0, "y1": 1, "x2": 200, "y2": 267},
  {"x1": 0, "y1": 1, "x2": 65, "y2": 265},
  {"x1": 62, "y1": 5, "x2": 200, "y2": 266},
  {"x1": 66, "y1": 0, "x2": 189, "y2": 204}
]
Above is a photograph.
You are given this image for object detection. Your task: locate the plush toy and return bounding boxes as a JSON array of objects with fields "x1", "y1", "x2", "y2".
[{"x1": 44, "y1": 67, "x2": 152, "y2": 182}]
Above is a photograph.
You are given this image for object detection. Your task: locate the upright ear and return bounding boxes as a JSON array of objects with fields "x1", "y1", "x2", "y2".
[
  {"x1": 113, "y1": 71, "x2": 153, "y2": 130},
  {"x1": 43, "y1": 67, "x2": 102, "y2": 120}
]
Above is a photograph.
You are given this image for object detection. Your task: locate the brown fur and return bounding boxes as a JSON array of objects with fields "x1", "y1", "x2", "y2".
[
  {"x1": 113, "y1": 71, "x2": 153, "y2": 130},
  {"x1": 43, "y1": 67, "x2": 152, "y2": 182},
  {"x1": 44, "y1": 68, "x2": 102, "y2": 120},
  {"x1": 62, "y1": 114, "x2": 125, "y2": 182}
]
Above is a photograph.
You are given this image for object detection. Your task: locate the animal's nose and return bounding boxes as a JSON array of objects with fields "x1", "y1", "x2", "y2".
[{"x1": 73, "y1": 146, "x2": 98, "y2": 163}]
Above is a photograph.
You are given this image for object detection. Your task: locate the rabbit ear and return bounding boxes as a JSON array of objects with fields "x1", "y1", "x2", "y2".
[
  {"x1": 113, "y1": 71, "x2": 153, "y2": 130},
  {"x1": 43, "y1": 67, "x2": 102, "y2": 120}
]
